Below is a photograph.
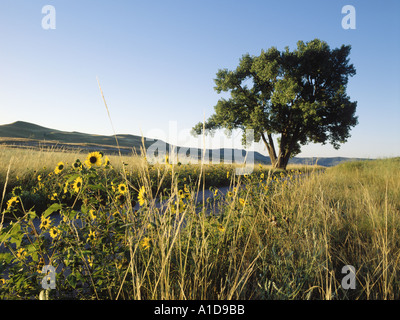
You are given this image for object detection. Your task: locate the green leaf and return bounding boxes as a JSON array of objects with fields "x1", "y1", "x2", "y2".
[
  {"x1": 10, "y1": 235, "x2": 23, "y2": 248},
  {"x1": 9, "y1": 222, "x2": 21, "y2": 236},
  {"x1": 88, "y1": 183, "x2": 105, "y2": 192},
  {"x1": 6, "y1": 223, "x2": 24, "y2": 248},
  {"x1": 0, "y1": 225, "x2": 12, "y2": 243},
  {"x1": 67, "y1": 273, "x2": 77, "y2": 289},
  {"x1": 76, "y1": 272, "x2": 85, "y2": 283},
  {"x1": 43, "y1": 203, "x2": 63, "y2": 218},
  {"x1": 25, "y1": 243, "x2": 39, "y2": 262},
  {"x1": 28, "y1": 211, "x2": 37, "y2": 220},
  {"x1": 31, "y1": 251, "x2": 38, "y2": 263},
  {"x1": 0, "y1": 252, "x2": 13, "y2": 264}
]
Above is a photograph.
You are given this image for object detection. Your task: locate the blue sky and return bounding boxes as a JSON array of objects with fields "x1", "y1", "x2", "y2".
[{"x1": 0, "y1": 0, "x2": 399, "y2": 158}]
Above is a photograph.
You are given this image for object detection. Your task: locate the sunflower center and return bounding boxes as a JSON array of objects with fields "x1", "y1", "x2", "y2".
[
  {"x1": 76, "y1": 182, "x2": 82, "y2": 188},
  {"x1": 90, "y1": 156, "x2": 97, "y2": 164}
]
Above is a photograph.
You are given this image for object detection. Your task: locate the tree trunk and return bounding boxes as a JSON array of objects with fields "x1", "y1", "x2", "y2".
[
  {"x1": 261, "y1": 132, "x2": 291, "y2": 170},
  {"x1": 274, "y1": 133, "x2": 291, "y2": 171},
  {"x1": 274, "y1": 152, "x2": 290, "y2": 170}
]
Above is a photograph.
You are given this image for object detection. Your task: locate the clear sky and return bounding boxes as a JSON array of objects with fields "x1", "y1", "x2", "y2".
[{"x1": 0, "y1": 0, "x2": 399, "y2": 158}]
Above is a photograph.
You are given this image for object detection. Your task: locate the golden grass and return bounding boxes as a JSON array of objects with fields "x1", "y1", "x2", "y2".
[
  {"x1": 0, "y1": 146, "x2": 141, "y2": 178},
  {"x1": 1, "y1": 143, "x2": 399, "y2": 299}
]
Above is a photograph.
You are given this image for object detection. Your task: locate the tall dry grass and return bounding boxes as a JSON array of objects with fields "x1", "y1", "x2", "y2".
[
  {"x1": 111, "y1": 156, "x2": 400, "y2": 299},
  {"x1": 1, "y1": 141, "x2": 399, "y2": 299},
  {"x1": 253, "y1": 158, "x2": 400, "y2": 299}
]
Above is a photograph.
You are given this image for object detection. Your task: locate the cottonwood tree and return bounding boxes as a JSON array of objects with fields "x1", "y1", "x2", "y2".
[{"x1": 192, "y1": 39, "x2": 358, "y2": 170}]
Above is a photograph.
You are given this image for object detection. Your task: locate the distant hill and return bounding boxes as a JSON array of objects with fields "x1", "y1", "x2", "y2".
[
  {"x1": 0, "y1": 121, "x2": 149, "y2": 150},
  {"x1": 0, "y1": 121, "x2": 369, "y2": 167},
  {"x1": 288, "y1": 156, "x2": 371, "y2": 167}
]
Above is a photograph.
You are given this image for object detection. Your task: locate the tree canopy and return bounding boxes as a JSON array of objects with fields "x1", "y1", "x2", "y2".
[{"x1": 192, "y1": 39, "x2": 358, "y2": 170}]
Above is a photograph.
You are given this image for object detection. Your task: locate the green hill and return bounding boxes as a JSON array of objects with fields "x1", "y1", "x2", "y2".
[{"x1": 0, "y1": 121, "x2": 148, "y2": 150}]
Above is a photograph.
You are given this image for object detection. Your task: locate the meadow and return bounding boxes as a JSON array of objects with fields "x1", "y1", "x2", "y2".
[{"x1": 0, "y1": 146, "x2": 399, "y2": 300}]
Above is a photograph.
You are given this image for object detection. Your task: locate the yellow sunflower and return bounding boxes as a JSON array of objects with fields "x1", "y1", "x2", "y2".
[
  {"x1": 62, "y1": 214, "x2": 69, "y2": 224},
  {"x1": 16, "y1": 248, "x2": 27, "y2": 259},
  {"x1": 40, "y1": 216, "x2": 51, "y2": 230},
  {"x1": 87, "y1": 230, "x2": 97, "y2": 243},
  {"x1": 118, "y1": 183, "x2": 127, "y2": 195},
  {"x1": 54, "y1": 162, "x2": 65, "y2": 175},
  {"x1": 171, "y1": 199, "x2": 186, "y2": 214},
  {"x1": 72, "y1": 177, "x2": 83, "y2": 193},
  {"x1": 138, "y1": 186, "x2": 146, "y2": 206},
  {"x1": 63, "y1": 182, "x2": 69, "y2": 194},
  {"x1": 89, "y1": 209, "x2": 97, "y2": 220},
  {"x1": 103, "y1": 156, "x2": 111, "y2": 167},
  {"x1": 73, "y1": 160, "x2": 83, "y2": 171},
  {"x1": 6, "y1": 196, "x2": 19, "y2": 210},
  {"x1": 140, "y1": 237, "x2": 151, "y2": 250},
  {"x1": 12, "y1": 186, "x2": 23, "y2": 197},
  {"x1": 88, "y1": 256, "x2": 94, "y2": 268},
  {"x1": 49, "y1": 227, "x2": 61, "y2": 239},
  {"x1": 85, "y1": 152, "x2": 103, "y2": 168}
]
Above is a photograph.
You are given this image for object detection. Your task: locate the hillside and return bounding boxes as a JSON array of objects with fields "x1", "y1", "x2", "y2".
[
  {"x1": 0, "y1": 121, "x2": 369, "y2": 166},
  {"x1": 0, "y1": 121, "x2": 149, "y2": 151}
]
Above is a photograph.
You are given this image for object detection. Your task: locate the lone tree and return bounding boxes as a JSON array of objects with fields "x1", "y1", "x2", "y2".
[{"x1": 192, "y1": 39, "x2": 358, "y2": 170}]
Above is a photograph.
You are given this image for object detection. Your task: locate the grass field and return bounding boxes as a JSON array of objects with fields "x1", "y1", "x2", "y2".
[
  {"x1": 0, "y1": 146, "x2": 399, "y2": 300},
  {"x1": 0, "y1": 146, "x2": 317, "y2": 213}
]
